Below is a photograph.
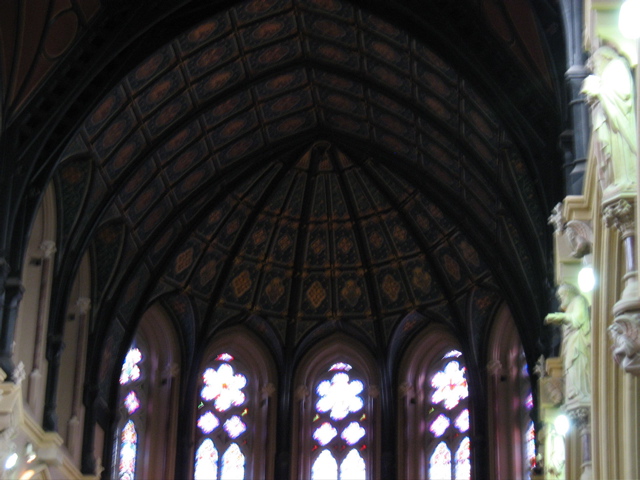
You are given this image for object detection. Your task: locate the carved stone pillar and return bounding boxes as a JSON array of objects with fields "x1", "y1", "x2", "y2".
[
  {"x1": 603, "y1": 198, "x2": 640, "y2": 315},
  {"x1": 0, "y1": 277, "x2": 24, "y2": 377},
  {"x1": 28, "y1": 240, "x2": 56, "y2": 409},
  {"x1": 567, "y1": 406, "x2": 592, "y2": 480},
  {"x1": 43, "y1": 334, "x2": 64, "y2": 431},
  {"x1": 67, "y1": 297, "x2": 90, "y2": 457}
]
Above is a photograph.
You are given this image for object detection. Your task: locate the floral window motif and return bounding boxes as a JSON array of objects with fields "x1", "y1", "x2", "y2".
[
  {"x1": 118, "y1": 347, "x2": 145, "y2": 480},
  {"x1": 427, "y1": 350, "x2": 471, "y2": 480},
  {"x1": 120, "y1": 348, "x2": 142, "y2": 385},
  {"x1": 195, "y1": 353, "x2": 249, "y2": 480},
  {"x1": 431, "y1": 361, "x2": 468, "y2": 410},
  {"x1": 311, "y1": 362, "x2": 368, "y2": 480}
]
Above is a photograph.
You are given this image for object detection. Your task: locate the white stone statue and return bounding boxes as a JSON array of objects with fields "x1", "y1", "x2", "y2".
[
  {"x1": 581, "y1": 46, "x2": 637, "y2": 200},
  {"x1": 545, "y1": 284, "x2": 591, "y2": 404}
]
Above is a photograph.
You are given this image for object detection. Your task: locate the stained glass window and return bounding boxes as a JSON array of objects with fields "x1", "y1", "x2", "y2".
[
  {"x1": 526, "y1": 421, "x2": 536, "y2": 470},
  {"x1": 427, "y1": 350, "x2": 471, "y2": 480},
  {"x1": 195, "y1": 439, "x2": 218, "y2": 480},
  {"x1": 196, "y1": 353, "x2": 248, "y2": 480},
  {"x1": 339, "y1": 449, "x2": 366, "y2": 480},
  {"x1": 341, "y1": 422, "x2": 366, "y2": 445},
  {"x1": 312, "y1": 450, "x2": 338, "y2": 480},
  {"x1": 312, "y1": 362, "x2": 368, "y2": 480},
  {"x1": 431, "y1": 361, "x2": 468, "y2": 410},
  {"x1": 316, "y1": 373, "x2": 364, "y2": 420},
  {"x1": 455, "y1": 437, "x2": 471, "y2": 480},
  {"x1": 120, "y1": 348, "x2": 142, "y2": 385},
  {"x1": 117, "y1": 347, "x2": 145, "y2": 480},
  {"x1": 430, "y1": 414, "x2": 451, "y2": 437},
  {"x1": 429, "y1": 442, "x2": 452, "y2": 480},
  {"x1": 220, "y1": 444, "x2": 245, "y2": 480},
  {"x1": 454, "y1": 409, "x2": 469, "y2": 432},
  {"x1": 314, "y1": 422, "x2": 338, "y2": 446},
  {"x1": 201, "y1": 363, "x2": 247, "y2": 411},
  {"x1": 198, "y1": 411, "x2": 220, "y2": 434},
  {"x1": 119, "y1": 420, "x2": 137, "y2": 480},
  {"x1": 124, "y1": 391, "x2": 140, "y2": 415}
]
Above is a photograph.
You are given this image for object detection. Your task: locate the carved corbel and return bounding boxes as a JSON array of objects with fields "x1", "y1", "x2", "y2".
[
  {"x1": 564, "y1": 220, "x2": 593, "y2": 258},
  {"x1": 608, "y1": 313, "x2": 640, "y2": 375},
  {"x1": 603, "y1": 199, "x2": 635, "y2": 237}
]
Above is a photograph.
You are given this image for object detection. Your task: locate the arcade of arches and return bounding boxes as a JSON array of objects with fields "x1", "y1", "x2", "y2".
[{"x1": 0, "y1": 1, "x2": 639, "y2": 479}]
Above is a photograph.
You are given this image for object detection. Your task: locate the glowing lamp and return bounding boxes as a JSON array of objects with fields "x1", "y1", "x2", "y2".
[
  {"x1": 4, "y1": 452, "x2": 18, "y2": 469},
  {"x1": 578, "y1": 266, "x2": 595, "y2": 292},
  {"x1": 619, "y1": 0, "x2": 640, "y2": 39},
  {"x1": 554, "y1": 414, "x2": 570, "y2": 436}
]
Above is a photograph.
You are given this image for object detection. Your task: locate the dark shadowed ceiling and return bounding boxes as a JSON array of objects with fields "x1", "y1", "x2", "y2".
[{"x1": 0, "y1": 0, "x2": 566, "y2": 404}]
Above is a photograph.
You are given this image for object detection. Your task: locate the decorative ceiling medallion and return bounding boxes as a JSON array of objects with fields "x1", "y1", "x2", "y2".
[
  {"x1": 459, "y1": 241, "x2": 480, "y2": 267},
  {"x1": 265, "y1": 277, "x2": 285, "y2": 304},
  {"x1": 369, "y1": 231, "x2": 384, "y2": 249},
  {"x1": 337, "y1": 236, "x2": 353, "y2": 254},
  {"x1": 307, "y1": 281, "x2": 327, "y2": 308},
  {"x1": 415, "y1": 214, "x2": 430, "y2": 229},
  {"x1": 411, "y1": 267, "x2": 432, "y2": 292},
  {"x1": 382, "y1": 274, "x2": 401, "y2": 302},
  {"x1": 199, "y1": 260, "x2": 218, "y2": 286},
  {"x1": 393, "y1": 225, "x2": 408, "y2": 242},
  {"x1": 443, "y1": 254, "x2": 461, "y2": 281},
  {"x1": 232, "y1": 270, "x2": 252, "y2": 298},
  {"x1": 252, "y1": 228, "x2": 267, "y2": 246},
  {"x1": 175, "y1": 248, "x2": 194, "y2": 274},
  {"x1": 226, "y1": 219, "x2": 240, "y2": 235},
  {"x1": 311, "y1": 238, "x2": 326, "y2": 255},
  {"x1": 278, "y1": 234, "x2": 293, "y2": 251},
  {"x1": 341, "y1": 280, "x2": 362, "y2": 306}
]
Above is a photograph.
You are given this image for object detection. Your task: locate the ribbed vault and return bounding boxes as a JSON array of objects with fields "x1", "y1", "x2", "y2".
[{"x1": 45, "y1": 0, "x2": 560, "y2": 403}]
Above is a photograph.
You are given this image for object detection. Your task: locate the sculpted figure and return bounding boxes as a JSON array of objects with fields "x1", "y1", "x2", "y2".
[
  {"x1": 608, "y1": 314, "x2": 640, "y2": 375},
  {"x1": 545, "y1": 284, "x2": 591, "y2": 404},
  {"x1": 581, "y1": 46, "x2": 637, "y2": 199}
]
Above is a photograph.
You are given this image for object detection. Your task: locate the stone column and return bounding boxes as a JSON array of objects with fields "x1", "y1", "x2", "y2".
[
  {"x1": 43, "y1": 334, "x2": 64, "y2": 431},
  {"x1": 0, "y1": 277, "x2": 24, "y2": 377},
  {"x1": 567, "y1": 406, "x2": 592, "y2": 480},
  {"x1": 67, "y1": 297, "x2": 90, "y2": 458},
  {"x1": 603, "y1": 199, "x2": 640, "y2": 315},
  {"x1": 27, "y1": 240, "x2": 56, "y2": 409}
]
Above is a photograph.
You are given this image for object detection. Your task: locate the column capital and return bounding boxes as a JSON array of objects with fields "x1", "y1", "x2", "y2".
[
  {"x1": 76, "y1": 297, "x2": 91, "y2": 315},
  {"x1": 39, "y1": 240, "x2": 57, "y2": 259},
  {"x1": 603, "y1": 198, "x2": 635, "y2": 237}
]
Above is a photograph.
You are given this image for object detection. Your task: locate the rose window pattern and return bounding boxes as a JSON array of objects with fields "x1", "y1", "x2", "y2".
[
  {"x1": 311, "y1": 362, "x2": 368, "y2": 480},
  {"x1": 427, "y1": 350, "x2": 471, "y2": 480},
  {"x1": 118, "y1": 347, "x2": 144, "y2": 480},
  {"x1": 195, "y1": 353, "x2": 248, "y2": 480}
]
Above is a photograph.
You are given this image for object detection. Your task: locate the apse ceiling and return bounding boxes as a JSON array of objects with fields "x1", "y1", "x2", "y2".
[{"x1": 32, "y1": 0, "x2": 563, "y2": 397}]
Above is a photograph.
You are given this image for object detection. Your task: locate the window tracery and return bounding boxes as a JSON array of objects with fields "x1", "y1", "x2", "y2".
[
  {"x1": 195, "y1": 353, "x2": 248, "y2": 480},
  {"x1": 117, "y1": 346, "x2": 145, "y2": 480},
  {"x1": 310, "y1": 362, "x2": 368, "y2": 480},
  {"x1": 192, "y1": 328, "x2": 276, "y2": 480}
]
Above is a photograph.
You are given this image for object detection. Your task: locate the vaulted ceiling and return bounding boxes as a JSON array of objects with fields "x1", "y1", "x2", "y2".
[{"x1": 1, "y1": 0, "x2": 566, "y2": 403}]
